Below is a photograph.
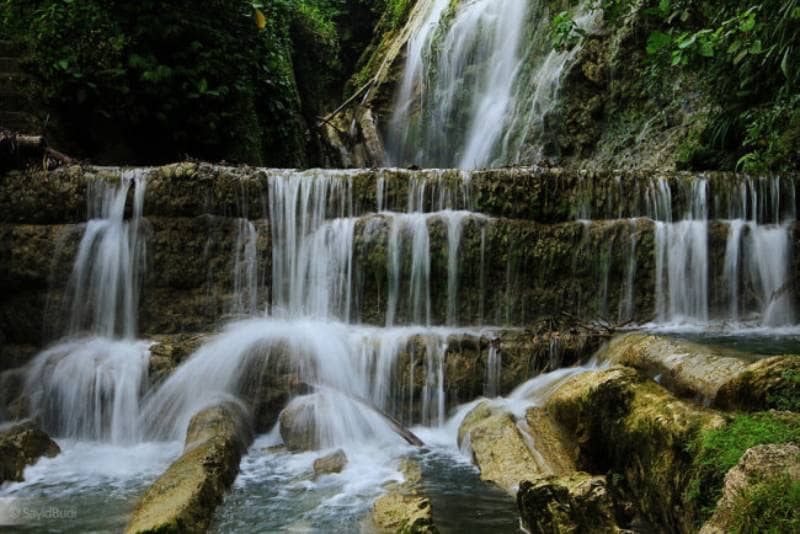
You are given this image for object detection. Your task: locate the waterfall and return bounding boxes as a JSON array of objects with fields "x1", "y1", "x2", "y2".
[
  {"x1": 231, "y1": 218, "x2": 260, "y2": 316},
  {"x1": 65, "y1": 170, "x2": 148, "y2": 339},
  {"x1": 25, "y1": 170, "x2": 152, "y2": 443},
  {"x1": 387, "y1": 0, "x2": 591, "y2": 168},
  {"x1": 618, "y1": 219, "x2": 639, "y2": 322},
  {"x1": 25, "y1": 338, "x2": 150, "y2": 444},
  {"x1": 572, "y1": 174, "x2": 797, "y2": 326},
  {"x1": 484, "y1": 343, "x2": 502, "y2": 398}
]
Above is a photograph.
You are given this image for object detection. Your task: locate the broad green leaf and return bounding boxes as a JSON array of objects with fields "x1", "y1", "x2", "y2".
[{"x1": 646, "y1": 31, "x2": 671, "y2": 55}]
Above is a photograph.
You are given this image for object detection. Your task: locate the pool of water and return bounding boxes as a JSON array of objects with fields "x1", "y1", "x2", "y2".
[
  {"x1": 0, "y1": 440, "x2": 180, "y2": 533},
  {"x1": 418, "y1": 448, "x2": 519, "y2": 533},
  {"x1": 211, "y1": 425, "x2": 520, "y2": 534}
]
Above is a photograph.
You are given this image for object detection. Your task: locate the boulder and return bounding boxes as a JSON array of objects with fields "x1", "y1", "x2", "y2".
[
  {"x1": 458, "y1": 401, "x2": 575, "y2": 495},
  {"x1": 546, "y1": 366, "x2": 725, "y2": 531},
  {"x1": 600, "y1": 333, "x2": 749, "y2": 401},
  {"x1": 0, "y1": 421, "x2": 60, "y2": 483},
  {"x1": 125, "y1": 402, "x2": 253, "y2": 534},
  {"x1": 279, "y1": 394, "x2": 320, "y2": 452},
  {"x1": 372, "y1": 458, "x2": 437, "y2": 534},
  {"x1": 313, "y1": 449, "x2": 347, "y2": 477},
  {"x1": 700, "y1": 443, "x2": 800, "y2": 534},
  {"x1": 517, "y1": 473, "x2": 619, "y2": 534},
  {"x1": 715, "y1": 355, "x2": 800, "y2": 412}
]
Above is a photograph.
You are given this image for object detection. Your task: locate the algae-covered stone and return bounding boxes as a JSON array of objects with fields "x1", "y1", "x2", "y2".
[
  {"x1": 715, "y1": 355, "x2": 800, "y2": 412},
  {"x1": 313, "y1": 449, "x2": 347, "y2": 477},
  {"x1": 0, "y1": 420, "x2": 60, "y2": 483},
  {"x1": 372, "y1": 458, "x2": 437, "y2": 534},
  {"x1": 700, "y1": 443, "x2": 800, "y2": 534},
  {"x1": 125, "y1": 402, "x2": 252, "y2": 534},
  {"x1": 517, "y1": 473, "x2": 619, "y2": 534},
  {"x1": 600, "y1": 333, "x2": 749, "y2": 402},
  {"x1": 458, "y1": 401, "x2": 575, "y2": 495},
  {"x1": 546, "y1": 366, "x2": 725, "y2": 531}
]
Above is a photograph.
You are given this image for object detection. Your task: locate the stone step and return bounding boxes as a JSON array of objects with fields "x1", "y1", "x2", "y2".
[{"x1": 0, "y1": 57, "x2": 19, "y2": 73}]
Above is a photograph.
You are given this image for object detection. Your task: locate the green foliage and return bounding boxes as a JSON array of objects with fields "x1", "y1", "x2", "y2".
[
  {"x1": 685, "y1": 412, "x2": 800, "y2": 521},
  {"x1": 553, "y1": 0, "x2": 800, "y2": 171},
  {"x1": 552, "y1": 11, "x2": 586, "y2": 50},
  {"x1": 729, "y1": 474, "x2": 800, "y2": 533}
]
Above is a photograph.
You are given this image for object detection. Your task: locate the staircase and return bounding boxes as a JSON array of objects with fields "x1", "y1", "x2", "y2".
[{"x1": 0, "y1": 40, "x2": 37, "y2": 133}]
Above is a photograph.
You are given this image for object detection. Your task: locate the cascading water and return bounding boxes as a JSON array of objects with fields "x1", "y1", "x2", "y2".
[
  {"x1": 1, "y1": 170, "x2": 173, "y2": 532},
  {"x1": 25, "y1": 170, "x2": 153, "y2": 444},
  {"x1": 65, "y1": 170, "x2": 148, "y2": 339},
  {"x1": 578, "y1": 174, "x2": 798, "y2": 327}
]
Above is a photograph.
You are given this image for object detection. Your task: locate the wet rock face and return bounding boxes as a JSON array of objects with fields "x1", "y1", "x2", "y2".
[
  {"x1": 125, "y1": 402, "x2": 253, "y2": 534},
  {"x1": 0, "y1": 420, "x2": 60, "y2": 483},
  {"x1": 517, "y1": 474, "x2": 619, "y2": 534},
  {"x1": 372, "y1": 458, "x2": 438, "y2": 534},
  {"x1": 700, "y1": 443, "x2": 800, "y2": 534},
  {"x1": 313, "y1": 449, "x2": 347, "y2": 477},
  {"x1": 546, "y1": 366, "x2": 725, "y2": 531}
]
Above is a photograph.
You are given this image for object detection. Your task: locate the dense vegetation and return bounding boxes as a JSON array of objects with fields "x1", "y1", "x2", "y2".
[
  {"x1": 2, "y1": 0, "x2": 798, "y2": 171},
  {"x1": 556, "y1": 0, "x2": 800, "y2": 171},
  {"x1": 0, "y1": 0, "x2": 389, "y2": 165}
]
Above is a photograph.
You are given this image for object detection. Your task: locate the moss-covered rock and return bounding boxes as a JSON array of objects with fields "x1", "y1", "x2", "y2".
[
  {"x1": 0, "y1": 420, "x2": 60, "y2": 483},
  {"x1": 124, "y1": 402, "x2": 252, "y2": 534},
  {"x1": 372, "y1": 457, "x2": 438, "y2": 534},
  {"x1": 600, "y1": 333, "x2": 750, "y2": 402},
  {"x1": 546, "y1": 366, "x2": 725, "y2": 531},
  {"x1": 715, "y1": 356, "x2": 800, "y2": 412},
  {"x1": 517, "y1": 473, "x2": 620, "y2": 534}
]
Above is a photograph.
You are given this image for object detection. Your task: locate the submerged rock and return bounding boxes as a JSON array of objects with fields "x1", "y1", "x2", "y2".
[
  {"x1": 715, "y1": 355, "x2": 800, "y2": 412},
  {"x1": 125, "y1": 402, "x2": 252, "y2": 534},
  {"x1": 700, "y1": 443, "x2": 800, "y2": 534},
  {"x1": 458, "y1": 401, "x2": 576, "y2": 495},
  {"x1": 517, "y1": 473, "x2": 619, "y2": 534},
  {"x1": 313, "y1": 449, "x2": 347, "y2": 477},
  {"x1": 0, "y1": 420, "x2": 60, "y2": 483},
  {"x1": 546, "y1": 366, "x2": 725, "y2": 531},
  {"x1": 372, "y1": 458, "x2": 437, "y2": 534},
  {"x1": 600, "y1": 333, "x2": 749, "y2": 402}
]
